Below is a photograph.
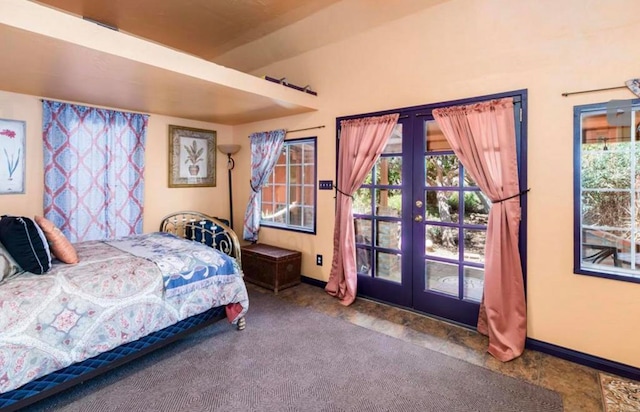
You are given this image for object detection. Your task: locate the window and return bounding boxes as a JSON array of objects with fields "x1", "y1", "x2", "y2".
[
  {"x1": 260, "y1": 137, "x2": 316, "y2": 233},
  {"x1": 574, "y1": 100, "x2": 640, "y2": 282}
]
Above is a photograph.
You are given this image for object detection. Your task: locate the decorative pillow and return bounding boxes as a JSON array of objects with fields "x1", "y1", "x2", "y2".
[
  {"x1": 34, "y1": 215, "x2": 79, "y2": 264},
  {"x1": 0, "y1": 215, "x2": 52, "y2": 274},
  {"x1": 185, "y1": 217, "x2": 230, "y2": 248},
  {"x1": 0, "y1": 241, "x2": 22, "y2": 282}
]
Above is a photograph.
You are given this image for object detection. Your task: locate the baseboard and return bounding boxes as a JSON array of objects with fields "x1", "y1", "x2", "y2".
[
  {"x1": 301, "y1": 275, "x2": 327, "y2": 288},
  {"x1": 300, "y1": 276, "x2": 640, "y2": 381},
  {"x1": 526, "y1": 338, "x2": 640, "y2": 381}
]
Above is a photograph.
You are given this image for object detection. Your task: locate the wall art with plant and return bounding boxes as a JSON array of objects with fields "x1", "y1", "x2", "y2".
[{"x1": 0, "y1": 119, "x2": 25, "y2": 194}]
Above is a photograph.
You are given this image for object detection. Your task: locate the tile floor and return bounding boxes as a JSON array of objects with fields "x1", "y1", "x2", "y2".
[{"x1": 250, "y1": 282, "x2": 628, "y2": 412}]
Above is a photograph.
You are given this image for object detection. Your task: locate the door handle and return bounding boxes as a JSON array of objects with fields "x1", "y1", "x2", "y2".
[
  {"x1": 415, "y1": 200, "x2": 423, "y2": 208},
  {"x1": 414, "y1": 215, "x2": 423, "y2": 222}
]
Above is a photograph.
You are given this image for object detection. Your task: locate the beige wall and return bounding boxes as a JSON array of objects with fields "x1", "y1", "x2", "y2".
[
  {"x1": 230, "y1": 0, "x2": 640, "y2": 368},
  {"x1": 3, "y1": 0, "x2": 639, "y2": 370},
  {"x1": 0, "y1": 90, "x2": 235, "y2": 232}
]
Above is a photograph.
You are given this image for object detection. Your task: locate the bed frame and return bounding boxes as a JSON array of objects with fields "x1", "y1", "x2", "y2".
[{"x1": 0, "y1": 211, "x2": 246, "y2": 412}]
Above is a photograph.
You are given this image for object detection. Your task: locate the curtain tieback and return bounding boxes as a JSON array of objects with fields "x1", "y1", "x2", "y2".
[
  {"x1": 250, "y1": 181, "x2": 258, "y2": 193},
  {"x1": 493, "y1": 188, "x2": 530, "y2": 203},
  {"x1": 334, "y1": 185, "x2": 354, "y2": 199}
]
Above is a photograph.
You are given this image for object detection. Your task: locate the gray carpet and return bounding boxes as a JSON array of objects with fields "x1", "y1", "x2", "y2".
[{"x1": 30, "y1": 290, "x2": 563, "y2": 411}]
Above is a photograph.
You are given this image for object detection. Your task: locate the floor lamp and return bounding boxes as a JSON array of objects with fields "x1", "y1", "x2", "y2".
[{"x1": 217, "y1": 144, "x2": 241, "y2": 229}]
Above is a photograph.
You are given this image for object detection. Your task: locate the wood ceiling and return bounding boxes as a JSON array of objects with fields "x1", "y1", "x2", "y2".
[
  {"x1": 31, "y1": 0, "x2": 341, "y2": 69},
  {"x1": 0, "y1": 1, "x2": 448, "y2": 124}
]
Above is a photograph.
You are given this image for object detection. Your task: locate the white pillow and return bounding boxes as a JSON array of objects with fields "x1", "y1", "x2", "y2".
[{"x1": 0, "y1": 241, "x2": 22, "y2": 282}]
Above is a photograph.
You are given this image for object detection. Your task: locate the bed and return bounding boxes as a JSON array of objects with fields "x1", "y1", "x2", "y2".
[{"x1": 0, "y1": 211, "x2": 248, "y2": 411}]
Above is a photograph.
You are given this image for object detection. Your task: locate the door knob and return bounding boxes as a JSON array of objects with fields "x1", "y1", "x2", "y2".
[
  {"x1": 415, "y1": 200, "x2": 423, "y2": 208},
  {"x1": 414, "y1": 215, "x2": 423, "y2": 222}
]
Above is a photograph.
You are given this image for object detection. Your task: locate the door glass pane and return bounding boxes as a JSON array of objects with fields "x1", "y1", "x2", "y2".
[
  {"x1": 463, "y1": 169, "x2": 477, "y2": 187},
  {"x1": 375, "y1": 189, "x2": 402, "y2": 217},
  {"x1": 426, "y1": 260, "x2": 458, "y2": 297},
  {"x1": 376, "y1": 220, "x2": 401, "y2": 250},
  {"x1": 425, "y1": 225, "x2": 459, "y2": 260},
  {"x1": 375, "y1": 251, "x2": 401, "y2": 283},
  {"x1": 355, "y1": 218, "x2": 372, "y2": 245},
  {"x1": 463, "y1": 191, "x2": 491, "y2": 225},
  {"x1": 425, "y1": 190, "x2": 459, "y2": 223},
  {"x1": 463, "y1": 229, "x2": 486, "y2": 263},
  {"x1": 463, "y1": 266, "x2": 484, "y2": 302},
  {"x1": 356, "y1": 247, "x2": 372, "y2": 276},
  {"x1": 425, "y1": 120, "x2": 450, "y2": 152},
  {"x1": 375, "y1": 156, "x2": 402, "y2": 185},
  {"x1": 384, "y1": 124, "x2": 403, "y2": 154},
  {"x1": 426, "y1": 155, "x2": 459, "y2": 187},
  {"x1": 353, "y1": 188, "x2": 372, "y2": 214}
]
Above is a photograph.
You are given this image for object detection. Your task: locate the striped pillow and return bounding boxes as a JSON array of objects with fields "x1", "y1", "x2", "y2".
[
  {"x1": 34, "y1": 216, "x2": 79, "y2": 264},
  {"x1": 0, "y1": 216, "x2": 52, "y2": 274}
]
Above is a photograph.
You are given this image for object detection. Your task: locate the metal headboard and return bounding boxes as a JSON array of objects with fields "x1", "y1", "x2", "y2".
[{"x1": 159, "y1": 211, "x2": 241, "y2": 267}]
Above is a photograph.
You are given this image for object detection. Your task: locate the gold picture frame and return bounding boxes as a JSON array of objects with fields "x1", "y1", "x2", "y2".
[{"x1": 168, "y1": 125, "x2": 216, "y2": 188}]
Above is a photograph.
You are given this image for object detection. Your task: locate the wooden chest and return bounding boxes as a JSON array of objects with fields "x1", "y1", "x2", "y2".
[{"x1": 240, "y1": 244, "x2": 301, "y2": 294}]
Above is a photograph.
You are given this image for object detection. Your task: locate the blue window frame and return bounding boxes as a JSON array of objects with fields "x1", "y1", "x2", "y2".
[
  {"x1": 574, "y1": 99, "x2": 640, "y2": 283},
  {"x1": 260, "y1": 137, "x2": 317, "y2": 234}
]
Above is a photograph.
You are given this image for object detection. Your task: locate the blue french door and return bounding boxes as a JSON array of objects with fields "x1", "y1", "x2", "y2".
[{"x1": 349, "y1": 92, "x2": 526, "y2": 327}]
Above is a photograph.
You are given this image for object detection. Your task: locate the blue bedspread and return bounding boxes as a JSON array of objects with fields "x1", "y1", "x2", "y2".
[{"x1": 107, "y1": 232, "x2": 239, "y2": 297}]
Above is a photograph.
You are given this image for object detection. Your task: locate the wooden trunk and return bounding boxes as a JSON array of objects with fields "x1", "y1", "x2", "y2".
[{"x1": 241, "y1": 244, "x2": 301, "y2": 294}]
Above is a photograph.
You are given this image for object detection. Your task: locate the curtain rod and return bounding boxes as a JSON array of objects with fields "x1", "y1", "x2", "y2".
[
  {"x1": 287, "y1": 125, "x2": 325, "y2": 133},
  {"x1": 248, "y1": 125, "x2": 325, "y2": 137},
  {"x1": 562, "y1": 86, "x2": 627, "y2": 97}
]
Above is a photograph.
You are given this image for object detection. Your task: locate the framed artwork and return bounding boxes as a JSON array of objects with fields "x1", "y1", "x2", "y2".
[
  {"x1": 0, "y1": 118, "x2": 26, "y2": 194},
  {"x1": 168, "y1": 125, "x2": 216, "y2": 188}
]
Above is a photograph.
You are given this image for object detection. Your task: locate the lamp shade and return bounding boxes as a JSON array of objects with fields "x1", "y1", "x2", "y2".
[{"x1": 217, "y1": 144, "x2": 241, "y2": 155}]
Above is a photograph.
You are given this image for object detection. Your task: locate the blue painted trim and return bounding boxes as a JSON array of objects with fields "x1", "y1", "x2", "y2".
[
  {"x1": 573, "y1": 99, "x2": 640, "y2": 283},
  {"x1": 301, "y1": 275, "x2": 327, "y2": 288},
  {"x1": 260, "y1": 136, "x2": 318, "y2": 235},
  {"x1": 526, "y1": 338, "x2": 640, "y2": 381}
]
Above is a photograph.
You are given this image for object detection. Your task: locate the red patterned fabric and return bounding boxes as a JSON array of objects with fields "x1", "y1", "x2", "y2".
[{"x1": 42, "y1": 101, "x2": 148, "y2": 242}]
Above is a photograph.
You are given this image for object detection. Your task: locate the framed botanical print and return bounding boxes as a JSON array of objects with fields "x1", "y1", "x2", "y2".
[
  {"x1": 0, "y1": 118, "x2": 26, "y2": 194},
  {"x1": 168, "y1": 125, "x2": 216, "y2": 188}
]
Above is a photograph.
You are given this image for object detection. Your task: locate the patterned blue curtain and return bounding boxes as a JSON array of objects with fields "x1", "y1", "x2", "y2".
[
  {"x1": 243, "y1": 129, "x2": 286, "y2": 241},
  {"x1": 42, "y1": 101, "x2": 148, "y2": 242}
]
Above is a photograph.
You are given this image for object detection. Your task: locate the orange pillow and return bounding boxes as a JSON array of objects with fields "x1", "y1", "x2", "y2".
[{"x1": 34, "y1": 216, "x2": 79, "y2": 264}]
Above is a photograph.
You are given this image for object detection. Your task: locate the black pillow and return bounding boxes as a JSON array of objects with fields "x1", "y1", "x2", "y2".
[
  {"x1": 185, "y1": 217, "x2": 230, "y2": 248},
  {"x1": 0, "y1": 215, "x2": 52, "y2": 274}
]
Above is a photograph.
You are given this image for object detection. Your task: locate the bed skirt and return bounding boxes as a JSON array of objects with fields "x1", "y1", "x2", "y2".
[{"x1": 0, "y1": 306, "x2": 225, "y2": 411}]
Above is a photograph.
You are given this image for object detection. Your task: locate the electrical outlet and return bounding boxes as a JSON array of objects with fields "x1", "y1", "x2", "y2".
[
  {"x1": 319, "y1": 180, "x2": 333, "y2": 190},
  {"x1": 316, "y1": 254, "x2": 323, "y2": 266}
]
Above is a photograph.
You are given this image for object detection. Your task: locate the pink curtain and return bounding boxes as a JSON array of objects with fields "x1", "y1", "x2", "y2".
[
  {"x1": 433, "y1": 98, "x2": 525, "y2": 362},
  {"x1": 326, "y1": 114, "x2": 399, "y2": 305}
]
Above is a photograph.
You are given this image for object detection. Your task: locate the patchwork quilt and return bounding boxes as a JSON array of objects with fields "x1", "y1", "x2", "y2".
[{"x1": 0, "y1": 235, "x2": 248, "y2": 394}]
